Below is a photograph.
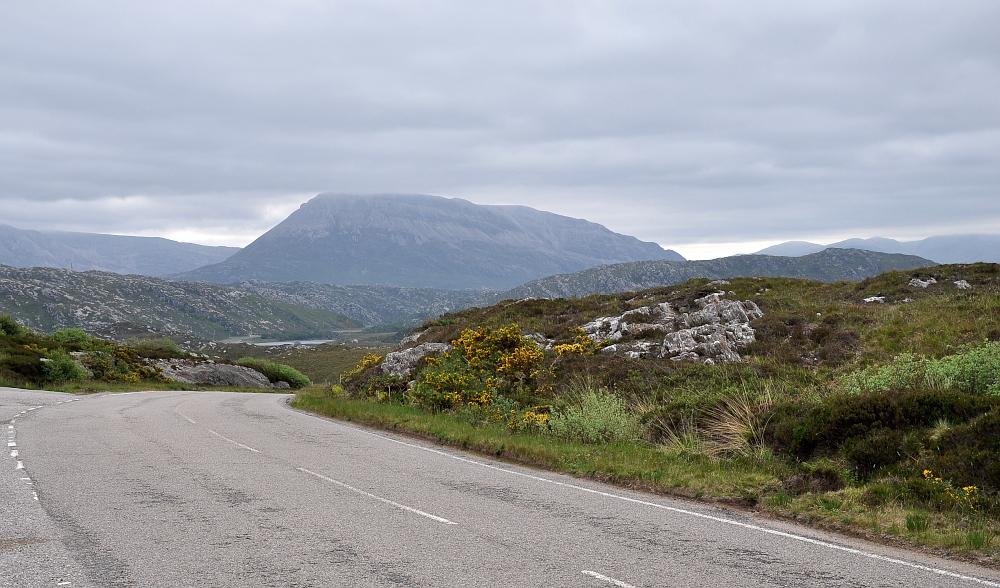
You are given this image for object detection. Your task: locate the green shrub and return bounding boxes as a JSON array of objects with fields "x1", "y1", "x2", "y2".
[
  {"x1": 235, "y1": 357, "x2": 311, "y2": 388},
  {"x1": 764, "y1": 388, "x2": 1000, "y2": 461},
  {"x1": 0, "y1": 314, "x2": 26, "y2": 337},
  {"x1": 549, "y1": 381, "x2": 640, "y2": 444},
  {"x1": 41, "y1": 349, "x2": 87, "y2": 383},
  {"x1": 843, "y1": 342, "x2": 1000, "y2": 396},
  {"x1": 923, "y1": 407, "x2": 1000, "y2": 493},
  {"x1": 51, "y1": 328, "x2": 92, "y2": 344},
  {"x1": 125, "y1": 337, "x2": 183, "y2": 358}
]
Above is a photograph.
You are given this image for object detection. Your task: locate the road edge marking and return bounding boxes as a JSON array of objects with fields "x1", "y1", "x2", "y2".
[{"x1": 321, "y1": 418, "x2": 1000, "y2": 587}]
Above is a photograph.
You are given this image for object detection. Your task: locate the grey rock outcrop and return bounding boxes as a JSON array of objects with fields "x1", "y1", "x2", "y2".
[
  {"x1": 955, "y1": 280, "x2": 972, "y2": 290},
  {"x1": 909, "y1": 277, "x2": 937, "y2": 288},
  {"x1": 583, "y1": 293, "x2": 763, "y2": 364},
  {"x1": 380, "y1": 343, "x2": 452, "y2": 378},
  {"x1": 152, "y1": 359, "x2": 276, "y2": 388}
]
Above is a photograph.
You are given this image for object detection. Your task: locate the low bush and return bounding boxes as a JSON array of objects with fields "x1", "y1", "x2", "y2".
[
  {"x1": 764, "y1": 388, "x2": 1000, "y2": 461},
  {"x1": 923, "y1": 407, "x2": 1000, "y2": 494},
  {"x1": 41, "y1": 349, "x2": 87, "y2": 383},
  {"x1": 844, "y1": 342, "x2": 1000, "y2": 396},
  {"x1": 549, "y1": 380, "x2": 640, "y2": 444},
  {"x1": 0, "y1": 314, "x2": 27, "y2": 337},
  {"x1": 235, "y1": 357, "x2": 312, "y2": 388},
  {"x1": 51, "y1": 328, "x2": 92, "y2": 345},
  {"x1": 125, "y1": 337, "x2": 183, "y2": 358}
]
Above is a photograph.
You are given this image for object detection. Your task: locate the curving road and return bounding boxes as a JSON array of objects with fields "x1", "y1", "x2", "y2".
[{"x1": 3, "y1": 387, "x2": 1000, "y2": 588}]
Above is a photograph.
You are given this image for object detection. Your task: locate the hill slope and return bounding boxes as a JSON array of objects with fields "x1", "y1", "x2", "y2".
[
  {"x1": 175, "y1": 193, "x2": 683, "y2": 289},
  {"x1": 498, "y1": 248, "x2": 935, "y2": 299},
  {"x1": 0, "y1": 224, "x2": 239, "y2": 277},
  {"x1": 0, "y1": 265, "x2": 359, "y2": 340}
]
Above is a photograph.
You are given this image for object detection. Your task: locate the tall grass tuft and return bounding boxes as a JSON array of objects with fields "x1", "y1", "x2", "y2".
[{"x1": 703, "y1": 382, "x2": 774, "y2": 457}]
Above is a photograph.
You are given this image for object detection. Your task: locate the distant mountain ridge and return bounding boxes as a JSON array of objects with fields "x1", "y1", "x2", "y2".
[
  {"x1": 175, "y1": 193, "x2": 684, "y2": 289},
  {"x1": 496, "y1": 249, "x2": 936, "y2": 300},
  {"x1": 0, "y1": 224, "x2": 239, "y2": 277},
  {"x1": 755, "y1": 234, "x2": 1000, "y2": 264}
]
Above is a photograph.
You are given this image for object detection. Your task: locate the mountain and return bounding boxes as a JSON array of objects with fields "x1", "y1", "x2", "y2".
[
  {"x1": 0, "y1": 265, "x2": 359, "y2": 340},
  {"x1": 755, "y1": 234, "x2": 1000, "y2": 264},
  {"x1": 754, "y1": 241, "x2": 825, "y2": 257},
  {"x1": 174, "y1": 193, "x2": 684, "y2": 290},
  {"x1": 0, "y1": 224, "x2": 240, "y2": 277},
  {"x1": 497, "y1": 248, "x2": 935, "y2": 299}
]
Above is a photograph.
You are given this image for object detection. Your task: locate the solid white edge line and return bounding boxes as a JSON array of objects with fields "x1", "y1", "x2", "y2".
[
  {"x1": 582, "y1": 570, "x2": 640, "y2": 588},
  {"x1": 327, "y1": 419, "x2": 1000, "y2": 587},
  {"x1": 297, "y1": 467, "x2": 456, "y2": 525},
  {"x1": 207, "y1": 429, "x2": 259, "y2": 452}
]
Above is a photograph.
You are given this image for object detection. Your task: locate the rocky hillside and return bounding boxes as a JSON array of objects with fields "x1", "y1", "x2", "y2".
[
  {"x1": 496, "y1": 248, "x2": 935, "y2": 300},
  {"x1": 0, "y1": 265, "x2": 359, "y2": 340},
  {"x1": 233, "y1": 281, "x2": 491, "y2": 327},
  {"x1": 174, "y1": 193, "x2": 683, "y2": 289},
  {"x1": 0, "y1": 224, "x2": 239, "y2": 277}
]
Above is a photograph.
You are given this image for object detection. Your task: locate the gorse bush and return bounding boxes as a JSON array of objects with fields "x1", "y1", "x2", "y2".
[
  {"x1": 843, "y1": 342, "x2": 1000, "y2": 396},
  {"x1": 409, "y1": 324, "x2": 546, "y2": 411},
  {"x1": 235, "y1": 357, "x2": 312, "y2": 388},
  {"x1": 548, "y1": 380, "x2": 640, "y2": 444}
]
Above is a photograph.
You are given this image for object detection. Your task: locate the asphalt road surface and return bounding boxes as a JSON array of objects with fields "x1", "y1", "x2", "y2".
[{"x1": 4, "y1": 388, "x2": 1000, "y2": 588}]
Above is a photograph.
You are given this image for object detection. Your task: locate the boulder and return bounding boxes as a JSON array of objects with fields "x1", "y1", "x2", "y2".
[
  {"x1": 955, "y1": 280, "x2": 972, "y2": 290},
  {"x1": 151, "y1": 359, "x2": 275, "y2": 388},
  {"x1": 581, "y1": 293, "x2": 763, "y2": 364},
  {"x1": 380, "y1": 343, "x2": 452, "y2": 378},
  {"x1": 908, "y1": 277, "x2": 937, "y2": 288}
]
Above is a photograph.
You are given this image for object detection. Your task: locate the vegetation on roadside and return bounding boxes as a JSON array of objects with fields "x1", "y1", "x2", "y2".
[
  {"x1": 0, "y1": 317, "x2": 178, "y2": 388},
  {"x1": 294, "y1": 262, "x2": 1000, "y2": 561},
  {"x1": 0, "y1": 316, "x2": 306, "y2": 393},
  {"x1": 235, "y1": 357, "x2": 312, "y2": 388}
]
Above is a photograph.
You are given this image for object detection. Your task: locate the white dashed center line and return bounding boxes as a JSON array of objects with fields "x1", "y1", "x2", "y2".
[
  {"x1": 583, "y1": 570, "x2": 639, "y2": 588},
  {"x1": 297, "y1": 467, "x2": 456, "y2": 525},
  {"x1": 208, "y1": 429, "x2": 259, "y2": 452},
  {"x1": 177, "y1": 410, "x2": 197, "y2": 424}
]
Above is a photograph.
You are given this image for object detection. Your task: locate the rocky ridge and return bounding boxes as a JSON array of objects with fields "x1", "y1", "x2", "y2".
[{"x1": 497, "y1": 248, "x2": 935, "y2": 300}]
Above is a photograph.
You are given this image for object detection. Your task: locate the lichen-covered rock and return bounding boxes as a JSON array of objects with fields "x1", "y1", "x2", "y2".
[
  {"x1": 955, "y1": 280, "x2": 972, "y2": 290},
  {"x1": 582, "y1": 293, "x2": 763, "y2": 364},
  {"x1": 152, "y1": 359, "x2": 275, "y2": 388},
  {"x1": 909, "y1": 277, "x2": 937, "y2": 288},
  {"x1": 381, "y1": 342, "x2": 452, "y2": 378}
]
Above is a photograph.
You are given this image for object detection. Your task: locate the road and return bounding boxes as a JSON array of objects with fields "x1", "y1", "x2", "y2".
[{"x1": 3, "y1": 387, "x2": 1000, "y2": 587}]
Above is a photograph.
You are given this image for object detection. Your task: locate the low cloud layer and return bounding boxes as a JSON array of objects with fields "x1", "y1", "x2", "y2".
[{"x1": 1, "y1": 1, "x2": 997, "y2": 257}]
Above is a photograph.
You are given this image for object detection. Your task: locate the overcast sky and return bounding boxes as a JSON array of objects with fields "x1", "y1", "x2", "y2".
[{"x1": 2, "y1": 1, "x2": 998, "y2": 259}]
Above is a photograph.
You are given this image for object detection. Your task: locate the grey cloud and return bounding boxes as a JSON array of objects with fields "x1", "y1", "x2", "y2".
[{"x1": 0, "y1": 1, "x2": 997, "y2": 248}]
